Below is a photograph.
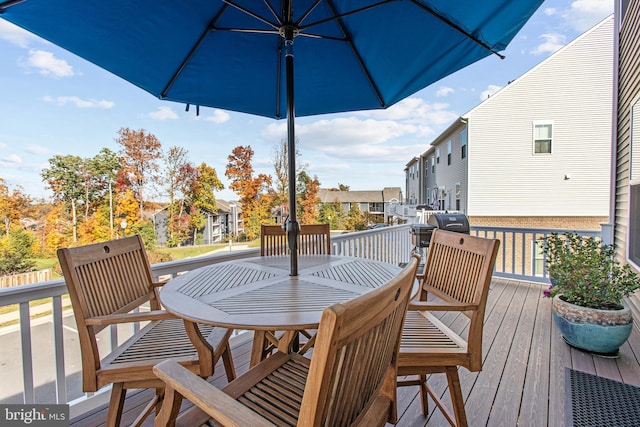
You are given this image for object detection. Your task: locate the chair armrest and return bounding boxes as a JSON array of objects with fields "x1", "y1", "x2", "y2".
[
  {"x1": 408, "y1": 301, "x2": 479, "y2": 312},
  {"x1": 152, "y1": 280, "x2": 168, "y2": 288},
  {"x1": 85, "y1": 310, "x2": 175, "y2": 326},
  {"x1": 153, "y1": 360, "x2": 275, "y2": 427}
]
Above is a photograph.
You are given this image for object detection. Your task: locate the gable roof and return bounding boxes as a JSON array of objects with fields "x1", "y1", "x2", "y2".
[{"x1": 318, "y1": 187, "x2": 402, "y2": 203}]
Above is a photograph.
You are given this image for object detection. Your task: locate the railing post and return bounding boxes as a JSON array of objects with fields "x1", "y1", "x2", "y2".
[{"x1": 19, "y1": 302, "x2": 34, "y2": 403}]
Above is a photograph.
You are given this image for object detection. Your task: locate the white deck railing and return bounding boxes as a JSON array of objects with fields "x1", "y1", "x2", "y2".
[
  {"x1": 0, "y1": 225, "x2": 414, "y2": 414},
  {"x1": 0, "y1": 223, "x2": 600, "y2": 417}
]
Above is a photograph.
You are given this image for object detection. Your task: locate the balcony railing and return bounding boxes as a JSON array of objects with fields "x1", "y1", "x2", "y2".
[{"x1": 0, "y1": 224, "x2": 598, "y2": 419}]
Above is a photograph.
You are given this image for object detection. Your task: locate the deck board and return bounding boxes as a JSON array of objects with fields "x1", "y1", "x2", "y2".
[{"x1": 69, "y1": 278, "x2": 640, "y2": 427}]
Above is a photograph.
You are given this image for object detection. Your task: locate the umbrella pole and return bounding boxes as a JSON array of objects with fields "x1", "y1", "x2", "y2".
[{"x1": 285, "y1": 28, "x2": 299, "y2": 276}]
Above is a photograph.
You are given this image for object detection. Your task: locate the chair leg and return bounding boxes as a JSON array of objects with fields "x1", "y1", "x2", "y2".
[
  {"x1": 445, "y1": 366, "x2": 468, "y2": 427},
  {"x1": 221, "y1": 342, "x2": 236, "y2": 382},
  {"x1": 106, "y1": 383, "x2": 126, "y2": 427},
  {"x1": 131, "y1": 390, "x2": 162, "y2": 427},
  {"x1": 154, "y1": 385, "x2": 183, "y2": 427},
  {"x1": 418, "y1": 374, "x2": 429, "y2": 415}
]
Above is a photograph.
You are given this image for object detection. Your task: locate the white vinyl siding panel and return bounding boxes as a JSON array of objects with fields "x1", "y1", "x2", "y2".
[
  {"x1": 466, "y1": 17, "x2": 613, "y2": 217},
  {"x1": 617, "y1": 2, "x2": 640, "y2": 269}
]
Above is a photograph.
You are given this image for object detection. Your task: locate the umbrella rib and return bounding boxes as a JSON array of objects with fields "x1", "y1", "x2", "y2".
[
  {"x1": 161, "y1": 4, "x2": 230, "y2": 99},
  {"x1": 299, "y1": 0, "x2": 397, "y2": 31},
  {"x1": 0, "y1": 0, "x2": 26, "y2": 13},
  {"x1": 222, "y1": 0, "x2": 281, "y2": 29},
  {"x1": 323, "y1": 0, "x2": 386, "y2": 108},
  {"x1": 409, "y1": 0, "x2": 505, "y2": 59}
]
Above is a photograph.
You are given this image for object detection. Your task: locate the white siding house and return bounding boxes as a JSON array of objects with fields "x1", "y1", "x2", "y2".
[{"x1": 408, "y1": 16, "x2": 613, "y2": 228}]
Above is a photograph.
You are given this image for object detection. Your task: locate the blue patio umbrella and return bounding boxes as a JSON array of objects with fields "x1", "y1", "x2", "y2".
[{"x1": 0, "y1": 0, "x2": 543, "y2": 275}]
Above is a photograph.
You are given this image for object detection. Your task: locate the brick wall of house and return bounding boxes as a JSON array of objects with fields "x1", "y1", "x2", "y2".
[{"x1": 467, "y1": 216, "x2": 607, "y2": 230}]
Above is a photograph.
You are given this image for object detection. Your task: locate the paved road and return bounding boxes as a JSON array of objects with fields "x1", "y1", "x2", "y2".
[
  {"x1": 0, "y1": 309, "x2": 149, "y2": 404},
  {"x1": 0, "y1": 243, "x2": 253, "y2": 404}
]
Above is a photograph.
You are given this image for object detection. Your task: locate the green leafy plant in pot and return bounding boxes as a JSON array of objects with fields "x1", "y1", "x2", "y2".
[{"x1": 542, "y1": 232, "x2": 640, "y2": 356}]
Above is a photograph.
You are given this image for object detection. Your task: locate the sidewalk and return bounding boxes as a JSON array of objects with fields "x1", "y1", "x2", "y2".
[{"x1": 0, "y1": 295, "x2": 72, "y2": 329}]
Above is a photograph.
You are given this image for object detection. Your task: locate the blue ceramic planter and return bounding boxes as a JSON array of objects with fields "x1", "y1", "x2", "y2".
[{"x1": 552, "y1": 295, "x2": 633, "y2": 355}]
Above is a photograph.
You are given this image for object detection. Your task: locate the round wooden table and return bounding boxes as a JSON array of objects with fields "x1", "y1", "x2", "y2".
[{"x1": 160, "y1": 255, "x2": 404, "y2": 365}]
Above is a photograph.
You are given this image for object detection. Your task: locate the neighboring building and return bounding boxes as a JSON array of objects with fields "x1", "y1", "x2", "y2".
[
  {"x1": 152, "y1": 199, "x2": 243, "y2": 246},
  {"x1": 317, "y1": 187, "x2": 402, "y2": 224},
  {"x1": 406, "y1": 16, "x2": 614, "y2": 230}
]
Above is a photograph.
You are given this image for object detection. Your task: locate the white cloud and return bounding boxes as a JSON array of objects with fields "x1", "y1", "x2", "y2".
[
  {"x1": 0, "y1": 20, "x2": 36, "y2": 48},
  {"x1": 544, "y1": 8, "x2": 557, "y2": 16},
  {"x1": 563, "y1": 0, "x2": 614, "y2": 32},
  {"x1": 480, "y1": 84, "x2": 502, "y2": 101},
  {"x1": 25, "y1": 145, "x2": 50, "y2": 155},
  {"x1": 1, "y1": 154, "x2": 23, "y2": 166},
  {"x1": 358, "y1": 97, "x2": 457, "y2": 127},
  {"x1": 21, "y1": 50, "x2": 74, "y2": 78},
  {"x1": 436, "y1": 86, "x2": 455, "y2": 97},
  {"x1": 203, "y1": 109, "x2": 231, "y2": 123},
  {"x1": 0, "y1": 143, "x2": 7, "y2": 150},
  {"x1": 148, "y1": 107, "x2": 179, "y2": 120},
  {"x1": 530, "y1": 33, "x2": 566, "y2": 56},
  {"x1": 43, "y1": 96, "x2": 114, "y2": 109}
]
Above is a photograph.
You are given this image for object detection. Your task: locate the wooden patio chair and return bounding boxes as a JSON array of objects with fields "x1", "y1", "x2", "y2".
[
  {"x1": 260, "y1": 223, "x2": 331, "y2": 256},
  {"x1": 255, "y1": 223, "x2": 331, "y2": 363},
  {"x1": 57, "y1": 235, "x2": 236, "y2": 427},
  {"x1": 397, "y1": 229, "x2": 500, "y2": 427},
  {"x1": 152, "y1": 254, "x2": 420, "y2": 427}
]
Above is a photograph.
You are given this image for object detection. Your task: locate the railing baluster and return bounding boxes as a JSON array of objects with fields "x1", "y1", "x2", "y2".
[
  {"x1": 19, "y1": 302, "x2": 34, "y2": 403},
  {"x1": 52, "y1": 295, "x2": 66, "y2": 403}
]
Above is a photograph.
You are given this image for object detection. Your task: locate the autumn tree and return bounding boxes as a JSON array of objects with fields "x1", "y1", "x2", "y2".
[
  {"x1": 186, "y1": 163, "x2": 224, "y2": 242},
  {"x1": 225, "y1": 146, "x2": 273, "y2": 240},
  {"x1": 116, "y1": 127, "x2": 162, "y2": 219},
  {"x1": 0, "y1": 179, "x2": 33, "y2": 236},
  {"x1": 297, "y1": 171, "x2": 321, "y2": 224},
  {"x1": 345, "y1": 203, "x2": 367, "y2": 231}
]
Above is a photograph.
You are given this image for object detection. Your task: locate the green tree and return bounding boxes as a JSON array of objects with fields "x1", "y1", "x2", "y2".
[
  {"x1": 319, "y1": 199, "x2": 346, "y2": 230},
  {"x1": 41, "y1": 154, "x2": 85, "y2": 241},
  {"x1": 0, "y1": 227, "x2": 36, "y2": 275}
]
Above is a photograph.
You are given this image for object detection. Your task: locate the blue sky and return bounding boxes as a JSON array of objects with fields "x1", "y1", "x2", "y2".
[{"x1": 0, "y1": 0, "x2": 613, "y2": 203}]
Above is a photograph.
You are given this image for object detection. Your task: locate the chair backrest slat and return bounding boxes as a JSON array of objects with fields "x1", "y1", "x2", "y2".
[
  {"x1": 419, "y1": 229, "x2": 499, "y2": 371},
  {"x1": 260, "y1": 224, "x2": 331, "y2": 256},
  {"x1": 298, "y1": 255, "x2": 419, "y2": 426},
  {"x1": 421, "y1": 229, "x2": 498, "y2": 311},
  {"x1": 57, "y1": 235, "x2": 157, "y2": 391}
]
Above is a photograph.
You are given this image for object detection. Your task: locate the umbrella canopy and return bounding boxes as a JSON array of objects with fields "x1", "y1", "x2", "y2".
[{"x1": 0, "y1": 0, "x2": 544, "y2": 275}]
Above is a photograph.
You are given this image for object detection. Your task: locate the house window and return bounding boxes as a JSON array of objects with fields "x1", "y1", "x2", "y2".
[
  {"x1": 630, "y1": 184, "x2": 640, "y2": 267},
  {"x1": 436, "y1": 148, "x2": 440, "y2": 164},
  {"x1": 533, "y1": 121, "x2": 553, "y2": 154},
  {"x1": 431, "y1": 157, "x2": 435, "y2": 173},
  {"x1": 533, "y1": 239, "x2": 545, "y2": 276},
  {"x1": 461, "y1": 129, "x2": 467, "y2": 159},
  {"x1": 455, "y1": 183, "x2": 461, "y2": 210},
  {"x1": 447, "y1": 141, "x2": 452, "y2": 165}
]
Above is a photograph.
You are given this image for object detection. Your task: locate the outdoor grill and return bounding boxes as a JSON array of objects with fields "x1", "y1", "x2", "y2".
[
  {"x1": 427, "y1": 213, "x2": 471, "y2": 234},
  {"x1": 411, "y1": 224, "x2": 437, "y2": 248}
]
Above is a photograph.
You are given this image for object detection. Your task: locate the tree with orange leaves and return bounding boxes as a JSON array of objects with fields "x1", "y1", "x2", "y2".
[
  {"x1": 225, "y1": 146, "x2": 273, "y2": 240},
  {"x1": 116, "y1": 127, "x2": 162, "y2": 220}
]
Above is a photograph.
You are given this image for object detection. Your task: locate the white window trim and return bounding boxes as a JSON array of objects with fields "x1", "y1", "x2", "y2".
[{"x1": 532, "y1": 120, "x2": 553, "y2": 155}]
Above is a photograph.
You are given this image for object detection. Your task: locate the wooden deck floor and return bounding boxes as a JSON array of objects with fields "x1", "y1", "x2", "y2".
[{"x1": 70, "y1": 278, "x2": 640, "y2": 427}]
